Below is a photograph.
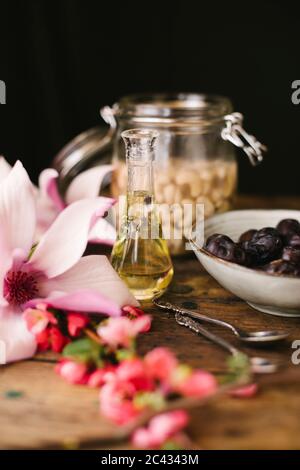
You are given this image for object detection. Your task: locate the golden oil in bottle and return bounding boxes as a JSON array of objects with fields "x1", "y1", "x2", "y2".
[{"x1": 111, "y1": 129, "x2": 173, "y2": 302}]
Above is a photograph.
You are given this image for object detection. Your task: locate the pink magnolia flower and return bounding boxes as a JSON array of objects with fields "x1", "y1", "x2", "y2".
[
  {"x1": 67, "y1": 312, "x2": 90, "y2": 337},
  {"x1": 55, "y1": 359, "x2": 88, "y2": 384},
  {"x1": 97, "y1": 315, "x2": 151, "y2": 349},
  {"x1": 99, "y1": 377, "x2": 140, "y2": 425},
  {"x1": 37, "y1": 165, "x2": 116, "y2": 245},
  {"x1": 132, "y1": 410, "x2": 189, "y2": 449},
  {"x1": 175, "y1": 369, "x2": 217, "y2": 398},
  {"x1": 0, "y1": 157, "x2": 12, "y2": 183},
  {"x1": 144, "y1": 347, "x2": 178, "y2": 382},
  {"x1": 0, "y1": 161, "x2": 138, "y2": 363},
  {"x1": 0, "y1": 157, "x2": 116, "y2": 245},
  {"x1": 23, "y1": 303, "x2": 57, "y2": 335}
]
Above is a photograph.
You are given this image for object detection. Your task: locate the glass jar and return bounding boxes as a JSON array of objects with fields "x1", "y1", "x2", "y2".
[
  {"x1": 54, "y1": 93, "x2": 266, "y2": 255},
  {"x1": 109, "y1": 93, "x2": 265, "y2": 254}
]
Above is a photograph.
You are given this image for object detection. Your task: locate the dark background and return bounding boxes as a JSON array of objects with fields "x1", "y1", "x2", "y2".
[{"x1": 0, "y1": 0, "x2": 299, "y2": 194}]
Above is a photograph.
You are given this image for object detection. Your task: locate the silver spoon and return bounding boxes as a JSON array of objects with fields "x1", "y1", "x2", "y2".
[
  {"x1": 153, "y1": 299, "x2": 290, "y2": 344},
  {"x1": 175, "y1": 312, "x2": 278, "y2": 374}
]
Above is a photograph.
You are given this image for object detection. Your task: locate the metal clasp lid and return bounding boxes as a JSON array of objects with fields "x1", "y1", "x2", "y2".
[{"x1": 221, "y1": 112, "x2": 267, "y2": 166}]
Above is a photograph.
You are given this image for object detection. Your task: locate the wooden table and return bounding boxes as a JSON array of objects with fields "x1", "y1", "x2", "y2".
[{"x1": 1, "y1": 195, "x2": 300, "y2": 450}]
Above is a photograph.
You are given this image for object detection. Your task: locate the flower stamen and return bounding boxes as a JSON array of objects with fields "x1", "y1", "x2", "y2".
[{"x1": 4, "y1": 270, "x2": 38, "y2": 305}]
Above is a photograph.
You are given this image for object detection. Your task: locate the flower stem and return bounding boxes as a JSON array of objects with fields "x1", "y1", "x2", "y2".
[{"x1": 84, "y1": 328, "x2": 102, "y2": 345}]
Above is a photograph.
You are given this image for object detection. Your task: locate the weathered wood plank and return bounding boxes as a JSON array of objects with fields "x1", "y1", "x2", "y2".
[
  {"x1": 190, "y1": 381, "x2": 300, "y2": 450},
  {"x1": 0, "y1": 361, "x2": 122, "y2": 449}
]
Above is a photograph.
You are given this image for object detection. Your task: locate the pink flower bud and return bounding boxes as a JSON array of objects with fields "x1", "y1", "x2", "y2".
[
  {"x1": 67, "y1": 312, "x2": 89, "y2": 337},
  {"x1": 55, "y1": 360, "x2": 88, "y2": 384},
  {"x1": 175, "y1": 370, "x2": 217, "y2": 398},
  {"x1": 144, "y1": 347, "x2": 178, "y2": 382},
  {"x1": 23, "y1": 304, "x2": 57, "y2": 335},
  {"x1": 97, "y1": 315, "x2": 152, "y2": 348},
  {"x1": 87, "y1": 365, "x2": 117, "y2": 388},
  {"x1": 99, "y1": 378, "x2": 140, "y2": 425},
  {"x1": 122, "y1": 305, "x2": 146, "y2": 319},
  {"x1": 116, "y1": 359, "x2": 154, "y2": 391},
  {"x1": 132, "y1": 410, "x2": 189, "y2": 449},
  {"x1": 230, "y1": 383, "x2": 258, "y2": 398}
]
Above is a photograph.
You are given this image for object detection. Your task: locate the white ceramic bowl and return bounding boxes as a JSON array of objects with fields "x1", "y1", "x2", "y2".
[{"x1": 190, "y1": 209, "x2": 300, "y2": 317}]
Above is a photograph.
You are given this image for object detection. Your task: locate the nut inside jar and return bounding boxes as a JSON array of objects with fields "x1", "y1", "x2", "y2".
[{"x1": 111, "y1": 159, "x2": 237, "y2": 255}]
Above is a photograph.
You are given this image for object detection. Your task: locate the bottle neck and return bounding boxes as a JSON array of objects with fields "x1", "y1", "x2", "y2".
[
  {"x1": 127, "y1": 157, "x2": 154, "y2": 198},
  {"x1": 121, "y1": 128, "x2": 158, "y2": 203}
]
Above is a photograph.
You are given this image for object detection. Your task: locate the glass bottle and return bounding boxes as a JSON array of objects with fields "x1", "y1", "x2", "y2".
[{"x1": 111, "y1": 128, "x2": 173, "y2": 302}]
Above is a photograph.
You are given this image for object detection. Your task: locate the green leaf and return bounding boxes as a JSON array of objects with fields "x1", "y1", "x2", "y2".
[
  {"x1": 161, "y1": 440, "x2": 182, "y2": 450},
  {"x1": 227, "y1": 352, "x2": 250, "y2": 374},
  {"x1": 115, "y1": 348, "x2": 135, "y2": 362},
  {"x1": 62, "y1": 338, "x2": 103, "y2": 365},
  {"x1": 221, "y1": 352, "x2": 252, "y2": 385}
]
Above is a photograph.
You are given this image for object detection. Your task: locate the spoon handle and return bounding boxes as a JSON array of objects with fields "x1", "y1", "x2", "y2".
[
  {"x1": 175, "y1": 312, "x2": 239, "y2": 356},
  {"x1": 154, "y1": 299, "x2": 237, "y2": 335}
]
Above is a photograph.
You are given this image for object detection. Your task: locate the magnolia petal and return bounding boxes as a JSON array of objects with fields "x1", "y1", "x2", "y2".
[
  {"x1": 34, "y1": 206, "x2": 57, "y2": 243},
  {"x1": 88, "y1": 218, "x2": 116, "y2": 245},
  {"x1": 0, "y1": 308, "x2": 37, "y2": 363},
  {"x1": 65, "y1": 165, "x2": 113, "y2": 205},
  {"x1": 38, "y1": 255, "x2": 139, "y2": 307},
  {"x1": 35, "y1": 169, "x2": 64, "y2": 242},
  {"x1": 0, "y1": 156, "x2": 12, "y2": 183},
  {"x1": 29, "y1": 198, "x2": 114, "y2": 278},
  {"x1": 0, "y1": 161, "x2": 36, "y2": 256},
  {"x1": 25, "y1": 290, "x2": 121, "y2": 317},
  {"x1": 0, "y1": 251, "x2": 12, "y2": 308},
  {"x1": 38, "y1": 169, "x2": 66, "y2": 211}
]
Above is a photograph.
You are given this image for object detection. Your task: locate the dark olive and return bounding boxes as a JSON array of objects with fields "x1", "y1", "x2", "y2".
[
  {"x1": 232, "y1": 245, "x2": 248, "y2": 265},
  {"x1": 238, "y1": 229, "x2": 258, "y2": 243},
  {"x1": 276, "y1": 219, "x2": 300, "y2": 240},
  {"x1": 205, "y1": 233, "x2": 233, "y2": 246},
  {"x1": 262, "y1": 259, "x2": 300, "y2": 277},
  {"x1": 204, "y1": 234, "x2": 247, "y2": 265},
  {"x1": 242, "y1": 233, "x2": 283, "y2": 266},
  {"x1": 282, "y1": 246, "x2": 300, "y2": 265},
  {"x1": 286, "y1": 233, "x2": 300, "y2": 249},
  {"x1": 238, "y1": 242, "x2": 260, "y2": 266},
  {"x1": 251, "y1": 227, "x2": 281, "y2": 241},
  {"x1": 204, "y1": 234, "x2": 234, "y2": 257}
]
